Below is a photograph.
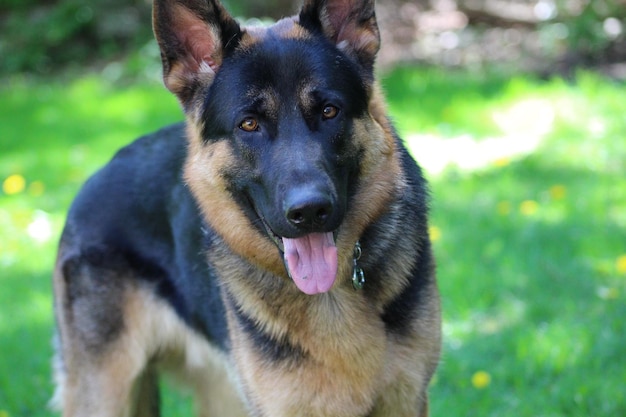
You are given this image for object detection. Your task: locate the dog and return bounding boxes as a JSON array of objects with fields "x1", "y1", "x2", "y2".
[{"x1": 51, "y1": 0, "x2": 441, "y2": 415}]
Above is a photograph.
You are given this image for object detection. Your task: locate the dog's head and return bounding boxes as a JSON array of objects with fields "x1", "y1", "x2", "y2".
[{"x1": 154, "y1": 0, "x2": 398, "y2": 294}]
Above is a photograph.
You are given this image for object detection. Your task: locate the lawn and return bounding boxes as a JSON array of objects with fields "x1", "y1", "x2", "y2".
[{"x1": 1, "y1": 67, "x2": 624, "y2": 416}]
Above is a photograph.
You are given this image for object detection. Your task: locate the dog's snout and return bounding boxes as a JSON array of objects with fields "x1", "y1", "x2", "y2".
[{"x1": 285, "y1": 187, "x2": 333, "y2": 229}]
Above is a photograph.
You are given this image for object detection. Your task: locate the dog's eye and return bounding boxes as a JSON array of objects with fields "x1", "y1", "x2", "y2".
[
  {"x1": 322, "y1": 105, "x2": 339, "y2": 120},
  {"x1": 239, "y1": 117, "x2": 259, "y2": 132}
]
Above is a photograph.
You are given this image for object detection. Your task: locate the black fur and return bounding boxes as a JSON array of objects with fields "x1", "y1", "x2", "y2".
[{"x1": 60, "y1": 124, "x2": 230, "y2": 346}]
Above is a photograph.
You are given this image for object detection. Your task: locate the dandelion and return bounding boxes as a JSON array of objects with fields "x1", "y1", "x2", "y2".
[
  {"x1": 429, "y1": 226, "x2": 442, "y2": 242},
  {"x1": 519, "y1": 200, "x2": 539, "y2": 216},
  {"x1": 471, "y1": 370, "x2": 491, "y2": 389},
  {"x1": 497, "y1": 201, "x2": 512, "y2": 215},
  {"x1": 616, "y1": 255, "x2": 626, "y2": 275},
  {"x1": 549, "y1": 184, "x2": 566, "y2": 200},
  {"x1": 493, "y1": 157, "x2": 510, "y2": 168},
  {"x1": 2, "y1": 174, "x2": 26, "y2": 195}
]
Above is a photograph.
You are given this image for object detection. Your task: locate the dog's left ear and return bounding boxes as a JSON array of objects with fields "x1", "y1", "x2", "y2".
[
  {"x1": 153, "y1": 0, "x2": 241, "y2": 106},
  {"x1": 299, "y1": 0, "x2": 380, "y2": 73}
]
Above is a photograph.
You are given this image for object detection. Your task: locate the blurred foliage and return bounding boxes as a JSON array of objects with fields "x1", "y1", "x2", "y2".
[
  {"x1": 0, "y1": 0, "x2": 625, "y2": 76},
  {"x1": 0, "y1": 0, "x2": 295, "y2": 75},
  {"x1": 555, "y1": 0, "x2": 626, "y2": 63},
  {"x1": 0, "y1": 0, "x2": 153, "y2": 74}
]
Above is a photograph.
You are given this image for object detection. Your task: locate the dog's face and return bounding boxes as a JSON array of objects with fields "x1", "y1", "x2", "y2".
[
  {"x1": 154, "y1": 0, "x2": 395, "y2": 294},
  {"x1": 204, "y1": 30, "x2": 367, "y2": 239}
]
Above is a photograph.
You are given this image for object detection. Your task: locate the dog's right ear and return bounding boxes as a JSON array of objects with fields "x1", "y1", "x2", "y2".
[
  {"x1": 299, "y1": 0, "x2": 380, "y2": 77},
  {"x1": 153, "y1": 0, "x2": 241, "y2": 106}
]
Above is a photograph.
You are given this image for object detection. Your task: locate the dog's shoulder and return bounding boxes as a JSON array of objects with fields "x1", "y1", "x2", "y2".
[
  {"x1": 67, "y1": 123, "x2": 188, "y2": 227},
  {"x1": 61, "y1": 122, "x2": 203, "y2": 282},
  {"x1": 60, "y1": 122, "x2": 227, "y2": 337}
]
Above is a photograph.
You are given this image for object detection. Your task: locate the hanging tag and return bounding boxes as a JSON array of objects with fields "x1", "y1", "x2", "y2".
[{"x1": 352, "y1": 241, "x2": 365, "y2": 290}]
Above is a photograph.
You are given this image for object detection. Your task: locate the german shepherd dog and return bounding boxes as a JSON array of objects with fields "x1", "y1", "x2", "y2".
[{"x1": 52, "y1": 0, "x2": 441, "y2": 415}]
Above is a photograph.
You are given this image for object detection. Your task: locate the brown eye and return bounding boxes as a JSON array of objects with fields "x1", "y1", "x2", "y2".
[
  {"x1": 322, "y1": 105, "x2": 339, "y2": 120},
  {"x1": 239, "y1": 117, "x2": 259, "y2": 132}
]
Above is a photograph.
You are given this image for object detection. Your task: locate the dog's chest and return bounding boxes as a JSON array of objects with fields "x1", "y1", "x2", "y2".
[{"x1": 225, "y1": 284, "x2": 392, "y2": 415}]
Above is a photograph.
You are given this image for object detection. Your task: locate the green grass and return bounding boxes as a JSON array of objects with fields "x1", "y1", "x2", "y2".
[{"x1": 1, "y1": 67, "x2": 625, "y2": 416}]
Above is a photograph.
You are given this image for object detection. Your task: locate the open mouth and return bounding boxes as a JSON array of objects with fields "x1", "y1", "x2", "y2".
[
  {"x1": 261, "y1": 219, "x2": 285, "y2": 253},
  {"x1": 259, "y1": 217, "x2": 338, "y2": 295}
]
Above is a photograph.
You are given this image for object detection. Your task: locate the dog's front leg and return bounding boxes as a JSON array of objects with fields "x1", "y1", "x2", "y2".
[
  {"x1": 55, "y1": 346, "x2": 158, "y2": 417},
  {"x1": 52, "y1": 253, "x2": 160, "y2": 417}
]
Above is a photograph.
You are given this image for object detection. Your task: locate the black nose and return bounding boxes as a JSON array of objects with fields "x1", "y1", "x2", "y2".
[{"x1": 284, "y1": 186, "x2": 333, "y2": 230}]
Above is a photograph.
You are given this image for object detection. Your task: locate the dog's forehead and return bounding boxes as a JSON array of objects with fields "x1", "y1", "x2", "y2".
[
  {"x1": 208, "y1": 17, "x2": 368, "y2": 120},
  {"x1": 242, "y1": 16, "x2": 309, "y2": 44},
  {"x1": 229, "y1": 18, "x2": 342, "y2": 96}
]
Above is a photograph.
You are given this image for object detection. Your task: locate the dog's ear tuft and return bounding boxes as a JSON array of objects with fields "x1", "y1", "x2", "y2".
[
  {"x1": 299, "y1": 0, "x2": 380, "y2": 73},
  {"x1": 153, "y1": 0, "x2": 241, "y2": 106}
]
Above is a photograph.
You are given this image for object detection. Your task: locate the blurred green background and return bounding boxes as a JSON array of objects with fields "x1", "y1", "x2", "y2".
[{"x1": 1, "y1": 0, "x2": 625, "y2": 416}]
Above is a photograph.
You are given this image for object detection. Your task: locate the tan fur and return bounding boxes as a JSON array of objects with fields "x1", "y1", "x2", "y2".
[
  {"x1": 334, "y1": 99, "x2": 406, "y2": 302},
  {"x1": 242, "y1": 16, "x2": 310, "y2": 48},
  {"x1": 53, "y1": 259, "x2": 248, "y2": 417},
  {"x1": 227, "y1": 291, "x2": 385, "y2": 416},
  {"x1": 184, "y1": 127, "x2": 286, "y2": 278},
  {"x1": 220, "y1": 280, "x2": 440, "y2": 416}
]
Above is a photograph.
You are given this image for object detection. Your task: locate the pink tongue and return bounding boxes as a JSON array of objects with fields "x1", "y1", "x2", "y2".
[{"x1": 282, "y1": 232, "x2": 338, "y2": 295}]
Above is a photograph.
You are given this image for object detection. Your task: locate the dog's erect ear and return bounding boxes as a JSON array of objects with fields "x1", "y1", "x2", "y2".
[
  {"x1": 153, "y1": 0, "x2": 241, "y2": 105},
  {"x1": 299, "y1": 0, "x2": 380, "y2": 73}
]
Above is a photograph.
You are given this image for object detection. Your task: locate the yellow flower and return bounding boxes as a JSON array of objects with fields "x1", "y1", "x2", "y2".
[
  {"x1": 519, "y1": 200, "x2": 539, "y2": 216},
  {"x1": 0, "y1": 410, "x2": 10, "y2": 417},
  {"x1": 429, "y1": 226, "x2": 442, "y2": 242},
  {"x1": 471, "y1": 371, "x2": 491, "y2": 389},
  {"x1": 493, "y1": 157, "x2": 511, "y2": 168},
  {"x1": 2, "y1": 174, "x2": 26, "y2": 195},
  {"x1": 549, "y1": 184, "x2": 566, "y2": 200},
  {"x1": 616, "y1": 255, "x2": 626, "y2": 275},
  {"x1": 497, "y1": 201, "x2": 512, "y2": 215}
]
